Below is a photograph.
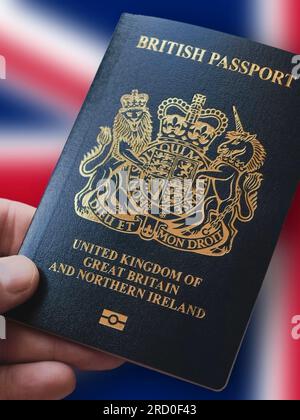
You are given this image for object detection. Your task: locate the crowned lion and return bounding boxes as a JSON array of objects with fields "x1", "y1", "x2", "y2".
[{"x1": 75, "y1": 90, "x2": 153, "y2": 216}]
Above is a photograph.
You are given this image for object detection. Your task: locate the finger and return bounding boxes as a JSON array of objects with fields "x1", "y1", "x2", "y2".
[
  {"x1": 0, "y1": 256, "x2": 39, "y2": 313},
  {"x1": 1, "y1": 322, "x2": 124, "y2": 371},
  {"x1": 0, "y1": 362, "x2": 76, "y2": 400},
  {"x1": 0, "y1": 199, "x2": 35, "y2": 256}
]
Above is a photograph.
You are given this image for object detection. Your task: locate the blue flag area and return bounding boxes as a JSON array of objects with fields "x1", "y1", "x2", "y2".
[
  {"x1": 0, "y1": 86, "x2": 67, "y2": 129},
  {"x1": 12, "y1": 0, "x2": 256, "y2": 400},
  {"x1": 26, "y1": 0, "x2": 250, "y2": 38}
]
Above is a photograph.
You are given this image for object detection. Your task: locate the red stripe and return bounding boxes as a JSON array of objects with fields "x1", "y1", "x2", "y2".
[
  {"x1": 285, "y1": 0, "x2": 300, "y2": 54},
  {"x1": 0, "y1": 32, "x2": 92, "y2": 112},
  {"x1": 283, "y1": 189, "x2": 300, "y2": 400},
  {"x1": 285, "y1": 0, "x2": 300, "y2": 52},
  {"x1": 0, "y1": 158, "x2": 58, "y2": 207}
]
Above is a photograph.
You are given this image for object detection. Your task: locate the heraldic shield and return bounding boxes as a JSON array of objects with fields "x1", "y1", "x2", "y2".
[{"x1": 75, "y1": 89, "x2": 266, "y2": 256}]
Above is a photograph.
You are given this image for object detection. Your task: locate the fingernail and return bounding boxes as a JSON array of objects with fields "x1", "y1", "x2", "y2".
[{"x1": 0, "y1": 256, "x2": 38, "y2": 294}]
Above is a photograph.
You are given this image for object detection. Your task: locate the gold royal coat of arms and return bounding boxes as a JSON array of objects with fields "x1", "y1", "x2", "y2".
[{"x1": 75, "y1": 89, "x2": 266, "y2": 256}]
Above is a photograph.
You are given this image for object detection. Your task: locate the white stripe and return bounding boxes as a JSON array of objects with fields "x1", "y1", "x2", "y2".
[
  {"x1": 0, "y1": 130, "x2": 67, "y2": 148},
  {"x1": 251, "y1": 0, "x2": 285, "y2": 49},
  {"x1": 0, "y1": 0, "x2": 105, "y2": 77}
]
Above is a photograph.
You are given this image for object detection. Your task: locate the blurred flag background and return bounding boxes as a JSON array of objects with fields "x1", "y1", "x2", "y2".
[{"x1": 0, "y1": 0, "x2": 299, "y2": 400}]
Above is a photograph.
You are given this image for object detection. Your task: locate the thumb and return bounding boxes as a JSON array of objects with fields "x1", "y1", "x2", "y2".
[{"x1": 0, "y1": 256, "x2": 39, "y2": 313}]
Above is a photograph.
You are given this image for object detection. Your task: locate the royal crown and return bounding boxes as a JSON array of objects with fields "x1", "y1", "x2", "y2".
[
  {"x1": 121, "y1": 89, "x2": 149, "y2": 110},
  {"x1": 157, "y1": 93, "x2": 228, "y2": 149}
]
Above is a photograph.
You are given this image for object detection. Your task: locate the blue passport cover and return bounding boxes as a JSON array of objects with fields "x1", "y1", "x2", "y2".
[{"x1": 9, "y1": 14, "x2": 300, "y2": 390}]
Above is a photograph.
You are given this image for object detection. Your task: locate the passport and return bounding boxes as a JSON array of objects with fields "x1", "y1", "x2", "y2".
[{"x1": 8, "y1": 14, "x2": 300, "y2": 391}]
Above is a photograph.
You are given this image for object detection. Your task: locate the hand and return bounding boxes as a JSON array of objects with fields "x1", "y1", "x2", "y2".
[{"x1": 0, "y1": 199, "x2": 123, "y2": 400}]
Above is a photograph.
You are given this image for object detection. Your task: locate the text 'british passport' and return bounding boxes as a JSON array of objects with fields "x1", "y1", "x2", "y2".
[{"x1": 9, "y1": 14, "x2": 300, "y2": 390}]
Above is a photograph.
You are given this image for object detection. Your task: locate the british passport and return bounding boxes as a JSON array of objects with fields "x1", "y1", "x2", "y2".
[{"x1": 8, "y1": 14, "x2": 300, "y2": 390}]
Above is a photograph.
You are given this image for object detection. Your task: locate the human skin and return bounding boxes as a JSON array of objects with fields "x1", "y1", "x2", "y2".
[{"x1": 0, "y1": 199, "x2": 123, "y2": 400}]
